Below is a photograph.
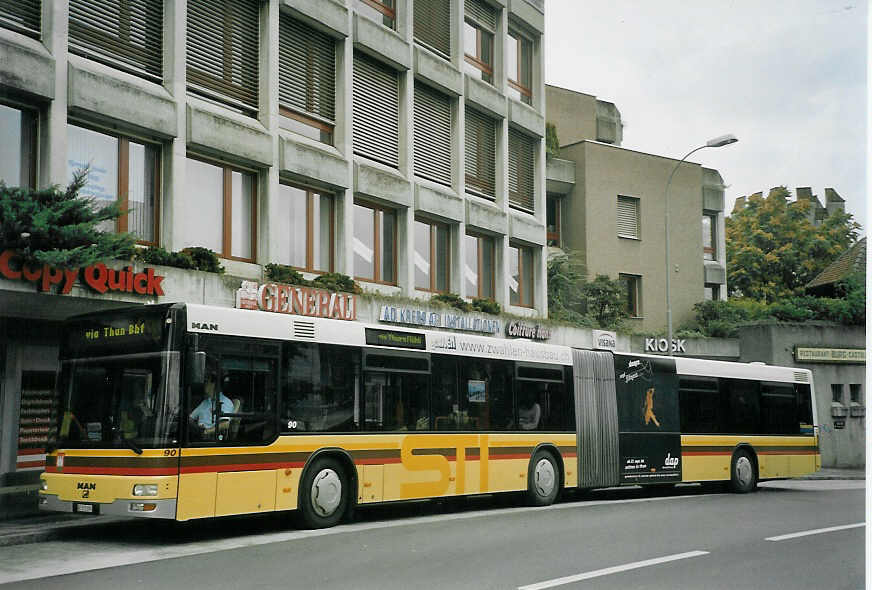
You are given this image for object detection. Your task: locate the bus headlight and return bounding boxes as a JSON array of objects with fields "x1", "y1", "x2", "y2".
[
  {"x1": 133, "y1": 484, "x2": 158, "y2": 496},
  {"x1": 40, "y1": 479, "x2": 48, "y2": 491}
]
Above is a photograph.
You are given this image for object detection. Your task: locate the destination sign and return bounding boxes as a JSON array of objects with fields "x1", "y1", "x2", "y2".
[{"x1": 365, "y1": 329, "x2": 426, "y2": 350}]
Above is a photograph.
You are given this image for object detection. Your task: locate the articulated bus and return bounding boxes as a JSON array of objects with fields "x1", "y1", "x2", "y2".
[{"x1": 39, "y1": 303, "x2": 819, "y2": 528}]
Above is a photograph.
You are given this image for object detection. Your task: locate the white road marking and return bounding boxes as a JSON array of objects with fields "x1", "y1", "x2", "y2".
[
  {"x1": 765, "y1": 522, "x2": 865, "y2": 541},
  {"x1": 0, "y1": 493, "x2": 708, "y2": 585},
  {"x1": 517, "y1": 550, "x2": 710, "y2": 590}
]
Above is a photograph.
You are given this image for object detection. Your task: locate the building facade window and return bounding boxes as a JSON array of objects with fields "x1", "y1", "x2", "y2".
[
  {"x1": 67, "y1": 123, "x2": 160, "y2": 244},
  {"x1": 509, "y1": 244, "x2": 534, "y2": 307},
  {"x1": 704, "y1": 283, "x2": 721, "y2": 301},
  {"x1": 354, "y1": 0, "x2": 395, "y2": 29},
  {"x1": 508, "y1": 128, "x2": 535, "y2": 212},
  {"x1": 546, "y1": 195, "x2": 560, "y2": 246},
  {"x1": 414, "y1": 0, "x2": 451, "y2": 58},
  {"x1": 617, "y1": 195, "x2": 640, "y2": 239},
  {"x1": 354, "y1": 201, "x2": 396, "y2": 284},
  {"x1": 465, "y1": 107, "x2": 496, "y2": 198},
  {"x1": 831, "y1": 383, "x2": 843, "y2": 404},
  {"x1": 506, "y1": 29, "x2": 532, "y2": 105},
  {"x1": 702, "y1": 213, "x2": 717, "y2": 261},
  {"x1": 353, "y1": 52, "x2": 400, "y2": 168},
  {"x1": 277, "y1": 184, "x2": 333, "y2": 273},
  {"x1": 849, "y1": 384, "x2": 863, "y2": 404},
  {"x1": 619, "y1": 273, "x2": 642, "y2": 317},
  {"x1": 464, "y1": 233, "x2": 494, "y2": 299},
  {"x1": 0, "y1": 103, "x2": 38, "y2": 189},
  {"x1": 463, "y1": 0, "x2": 495, "y2": 84},
  {"x1": 278, "y1": 14, "x2": 336, "y2": 145},
  {"x1": 186, "y1": 0, "x2": 259, "y2": 115},
  {"x1": 415, "y1": 219, "x2": 450, "y2": 293},
  {"x1": 183, "y1": 156, "x2": 256, "y2": 261},
  {"x1": 69, "y1": 0, "x2": 163, "y2": 82},
  {"x1": 0, "y1": 1, "x2": 41, "y2": 39},
  {"x1": 413, "y1": 83, "x2": 452, "y2": 186}
]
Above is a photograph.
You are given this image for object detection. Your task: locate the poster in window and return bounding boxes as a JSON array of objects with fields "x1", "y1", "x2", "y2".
[{"x1": 467, "y1": 380, "x2": 486, "y2": 403}]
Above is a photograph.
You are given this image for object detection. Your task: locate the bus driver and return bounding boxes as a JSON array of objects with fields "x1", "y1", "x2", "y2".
[{"x1": 190, "y1": 371, "x2": 233, "y2": 433}]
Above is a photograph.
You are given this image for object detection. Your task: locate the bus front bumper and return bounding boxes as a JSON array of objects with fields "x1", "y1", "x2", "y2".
[{"x1": 39, "y1": 494, "x2": 177, "y2": 519}]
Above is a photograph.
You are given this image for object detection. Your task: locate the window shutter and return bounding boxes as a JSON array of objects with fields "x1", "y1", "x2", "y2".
[
  {"x1": 69, "y1": 0, "x2": 163, "y2": 82},
  {"x1": 278, "y1": 14, "x2": 335, "y2": 123},
  {"x1": 414, "y1": 0, "x2": 451, "y2": 58},
  {"x1": 464, "y1": 107, "x2": 496, "y2": 198},
  {"x1": 187, "y1": 0, "x2": 259, "y2": 113},
  {"x1": 617, "y1": 196, "x2": 640, "y2": 239},
  {"x1": 508, "y1": 128, "x2": 535, "y2": 212},
  {"x1": 414, "y1": 84, "x2": 452, "y2": 186},
  {"x1": 0, "y1": 0, "x2": 41, "y2": 38},
  {"x1": 465, "y1": 0, "x2": 495, "y2": 30},
  {"x1": 353, "y1": 52, "x2": 399, "y2": 168}
]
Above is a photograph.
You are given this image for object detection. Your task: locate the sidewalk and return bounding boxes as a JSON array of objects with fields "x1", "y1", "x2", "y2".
[{"x1": 0, "y1": 469, "x2": 864, "y2": 548}]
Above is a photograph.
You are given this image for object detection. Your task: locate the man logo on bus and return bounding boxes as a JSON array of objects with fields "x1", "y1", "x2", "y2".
[{"x1": 643, "y1": 388, "x2": 660, "y2": 427}]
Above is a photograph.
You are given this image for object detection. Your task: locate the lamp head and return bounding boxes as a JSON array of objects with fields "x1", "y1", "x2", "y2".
[{"x1": 706, "y1": 134, "x2": 738, "y2": 148}]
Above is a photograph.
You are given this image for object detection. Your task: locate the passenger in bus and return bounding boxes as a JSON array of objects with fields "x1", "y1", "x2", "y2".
[
  {"x1": 518, "y1": 392, "x2": 541, "y2": 430},
  {"x1": 190, "y1": 371, "x2": 233, "y2": 433}
]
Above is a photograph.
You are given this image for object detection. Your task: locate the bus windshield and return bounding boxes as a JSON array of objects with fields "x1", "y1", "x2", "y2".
[{"x1": 56, "y1": 352, "x2": 181, "y2": 449}]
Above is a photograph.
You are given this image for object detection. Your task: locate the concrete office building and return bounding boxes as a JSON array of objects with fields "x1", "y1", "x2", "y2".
[
  {"x1": 0, "y1": 0, "x2": 548, "y2": 515},
  {"x1": 545, "y1": 85, "x2": 728, "y2": 335}
]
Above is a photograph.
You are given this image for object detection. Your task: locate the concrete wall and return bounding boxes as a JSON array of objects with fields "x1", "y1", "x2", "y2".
[
  {"x1": 544, "y1": 85, "x2": 599, "y2": 147},
  {"x1": 739, "y1": 323, "x2": 866, "y2": 468}
]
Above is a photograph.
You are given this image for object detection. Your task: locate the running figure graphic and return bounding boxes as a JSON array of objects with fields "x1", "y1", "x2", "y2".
[{"x1": 642, "y1": 387, "x2": 660, "y2": 427}]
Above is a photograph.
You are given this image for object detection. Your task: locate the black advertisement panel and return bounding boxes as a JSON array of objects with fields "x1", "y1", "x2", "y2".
[
  {"x1": 614, "y1": 354, "x2": 682, "y2": 483},
  {"x1": 365, "y1": 328, "x2": 426, "y2": 350}
]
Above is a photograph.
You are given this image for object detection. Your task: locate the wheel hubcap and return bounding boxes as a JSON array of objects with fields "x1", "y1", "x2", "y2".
[
  {"x1": 311, "y1": 468, "x2": 342, "y2": 517},
  {"x1": 534, "y1": 459, "x2": 556, "y2": 497},
  {"x1": 735, "y1": 456, "x2": 752, "y2": 487}
]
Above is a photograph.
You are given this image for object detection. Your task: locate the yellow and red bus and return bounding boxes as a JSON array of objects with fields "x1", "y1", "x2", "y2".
[{"x1": 39, "y1": 303, "x2": 819, "y2": 528}]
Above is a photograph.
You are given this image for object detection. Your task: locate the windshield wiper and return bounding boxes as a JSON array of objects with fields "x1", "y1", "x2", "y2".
[{"x1": 113, "y1": 427, "x2": 143, "y2": 455}]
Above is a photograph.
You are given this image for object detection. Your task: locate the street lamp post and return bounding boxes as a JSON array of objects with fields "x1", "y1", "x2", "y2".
[{"x1": 664, "y1": 134, "x2": 737, "y2": 356}]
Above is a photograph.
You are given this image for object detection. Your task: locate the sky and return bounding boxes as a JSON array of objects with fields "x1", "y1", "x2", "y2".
[{"x1": 544, "y1": 0, "x2": 868, "y2": 233}]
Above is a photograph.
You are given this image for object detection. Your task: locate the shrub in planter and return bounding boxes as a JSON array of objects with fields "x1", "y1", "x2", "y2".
[
  {"x1": 264, "y1": 263, "x2": 310, "y2": 286},
  {"x1": 431, "y1": 293, "x2": 471, "y2": 312},
  {"x1": 135, "y1": 246, "x2": 196, "y2": 270},
  {"x1": 312, "y1": 272, "x2": 361, "y2": 294},
  {"x1": 471, "y1": 297, "x2": 501, "y2": 315},
  {"x1": 183, "y1": 247, "x2": 224, "y2": 274}
]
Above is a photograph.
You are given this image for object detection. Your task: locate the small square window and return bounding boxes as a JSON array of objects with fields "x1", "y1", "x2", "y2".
[
  {"x1": 619, "y1": 273, "x2": 642, "y2": 317},
  {"x1": 831, "y1": 384, "x2": 844, "y2": 404},
  {"x1": 617, "y1": 196, "x2": 640, "y2": 239},
  {"x1": 849, "y1": 384, "x2": 862, "y2": 404}
]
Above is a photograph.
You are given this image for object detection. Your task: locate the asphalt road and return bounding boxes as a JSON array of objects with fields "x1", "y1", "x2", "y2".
[{"x1": 0, "y1": 480, "x2": 864, "y2": 589}]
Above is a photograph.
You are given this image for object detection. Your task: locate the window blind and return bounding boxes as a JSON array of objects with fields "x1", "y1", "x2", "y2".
[
  {"x1": 465, "y1": 107, "x2": 496, "y2": 198},
  {"x1": 508, "y1": 128, "x2": 535, "y2": 212},
  {"x1": 278, "y1": 14, "x2": 335, "y2": 123},
  {"x1": 0, "y1": 0, "x2": 41, "y2": 38},
  {"x1": 69, "y1": 0, "x2": 163, "y2": 82},
  {"x1": 465, "y1": 0, "x2": 495, "y2": 30},
  {"x1": 414, "y1": 0, "x2": 451, "y2": 57},
  {"x1": 617, "y1": 196, "x2": 640, "y2": 239},
  {"x1": 187, "y1": 0, "x2": 260, "y2": 113},
  {"x1": 414, "y1": 84, "x2": 452, "y2": 186},
  {"x1": 353, "y1": 52, "x2": 399, "y2": 168}
]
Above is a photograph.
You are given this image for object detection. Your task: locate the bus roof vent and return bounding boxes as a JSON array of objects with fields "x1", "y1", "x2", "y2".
[
  {"x1": 294, "y1": 321, "x2": 316, "y2": 339},
  {"x1": 794, "y1": 371, "x2": 809, "y2": 383}
]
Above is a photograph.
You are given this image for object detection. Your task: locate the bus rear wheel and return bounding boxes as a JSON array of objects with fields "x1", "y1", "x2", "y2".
[
  {"x1": 729, "y1": 449, "x2": 757, "y2": 494},
  {"x1": 526, "y1": 451, "x2": 560, "y2": 507},
  {"x1": 299, "y1": 456, "x2": 348, "y2": 529}
]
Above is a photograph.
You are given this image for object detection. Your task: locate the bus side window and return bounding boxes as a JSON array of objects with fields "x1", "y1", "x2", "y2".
[
  {"x1": 796, "y1": 384, "x2": 813, "y2": 428},
  {"x1": 723, "y1": 378, "x2": 761, "y2": 435}
]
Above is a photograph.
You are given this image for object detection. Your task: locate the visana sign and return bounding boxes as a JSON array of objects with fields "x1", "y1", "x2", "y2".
[
  {"x1": 236, "y1": 281, "x2": 357, "y2": 321},
  {"x1": 0, "y1": 250, "x2": 165, "y2": 296},
  {"x1": 592, "y1": 329, "x2": 617, "y2": 351},
  {"x1": 506, "y1": 321, "x2": 551, "y2": 340}
]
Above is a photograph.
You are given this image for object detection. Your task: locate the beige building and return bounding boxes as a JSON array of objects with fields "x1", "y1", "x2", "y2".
[{"x1": 545, "y1": 85, "x2": 728, "y2": 334}]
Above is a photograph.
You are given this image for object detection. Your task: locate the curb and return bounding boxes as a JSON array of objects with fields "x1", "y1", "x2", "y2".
[{"x1": 0, "y1": 516, "x2": 126, "y2": 548}]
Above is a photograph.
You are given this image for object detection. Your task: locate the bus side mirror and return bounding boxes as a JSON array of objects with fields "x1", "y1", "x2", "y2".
[{"x1": 188, "y1": 351, "x2": 207, "y2": 386}]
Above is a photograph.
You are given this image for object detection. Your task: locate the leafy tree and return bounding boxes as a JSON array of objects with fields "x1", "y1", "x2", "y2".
[
  {"x1": 726, "y1": 187, "x2": 860, "y2": 301},
  {"x1": 547, "y1": 251, "x2": 628, "y2": 329},
  {"x1": 0, "y1": 169, "x2": 134, "y2": 268},
  {"x1": 545, "y1": 122, "x2": 560, "y2": 159}
]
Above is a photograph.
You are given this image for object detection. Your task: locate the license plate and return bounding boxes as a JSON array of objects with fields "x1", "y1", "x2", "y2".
[{"x1": 75, "y1": 503, "x2": 96, "y2": 514}]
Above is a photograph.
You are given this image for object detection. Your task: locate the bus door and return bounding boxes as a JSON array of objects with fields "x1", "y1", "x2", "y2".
[{"x1": 362, "y1": 349, "x2": 430, "y2": 502}]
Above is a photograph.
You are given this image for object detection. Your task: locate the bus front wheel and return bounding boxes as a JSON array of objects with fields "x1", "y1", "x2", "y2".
[
  {"x1": 299, "y1": 456, "x2": 348, "y2": 529},
  {"x1": 729, "y1": 449, "x2": 757, "y2": 494},
  {"x1": 526, "y1": 450, "x2": 560, "y2": 507}
]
